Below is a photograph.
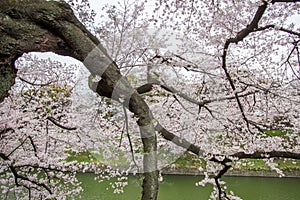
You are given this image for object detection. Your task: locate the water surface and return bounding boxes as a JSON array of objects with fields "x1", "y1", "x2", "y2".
[{"x1": 76, "y1": 173, "x2": 300, "y2": 200}]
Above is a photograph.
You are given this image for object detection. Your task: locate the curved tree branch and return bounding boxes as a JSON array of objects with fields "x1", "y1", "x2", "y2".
[
  {"x1": 47, "y1": 116, "x2": 77, "y2": 131},
  {"x1": 221, "y1": 1, "x2": 271, "y2": 131},
  {"x1": 155, "y1": 121, "x2": 300, "y2": 162}
]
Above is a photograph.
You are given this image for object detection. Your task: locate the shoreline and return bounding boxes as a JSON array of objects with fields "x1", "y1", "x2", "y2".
[
  {"x1": 160, "y1": 166, "x2": 300, "y2": 178},
  {"x1": 100, "y1": 165, "x2": 300, "y2": 178}
]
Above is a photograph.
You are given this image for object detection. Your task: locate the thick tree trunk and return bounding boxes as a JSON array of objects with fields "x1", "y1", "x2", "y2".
[{"x1": 0, "y1": 1, "x2": 158, "y2": 199}]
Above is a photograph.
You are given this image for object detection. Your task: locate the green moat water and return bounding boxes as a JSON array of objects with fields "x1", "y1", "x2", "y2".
[{"x1": 76, "y1": 173, "x2": 300, "y2": 200}]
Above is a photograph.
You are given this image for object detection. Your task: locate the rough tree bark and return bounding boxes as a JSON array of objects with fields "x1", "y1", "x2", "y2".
[{"x1": 0, "y1": 1, "x2": 158, "y2": 199}]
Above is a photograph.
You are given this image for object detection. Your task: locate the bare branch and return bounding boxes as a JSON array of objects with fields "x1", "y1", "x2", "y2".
[
  {"x1": 221, "y1": 2, "x2": 269, "y2": 130},
  {"x1": 18, "y1": 76, "x2": 54, "y2": 87},
  {"x1": 255, "y1": 25, "x2": 300, "y2": 37},
  {"x1": 136, "y1": 80, "x2": 257, "y2": 107},
  {"x1": 155, "y1": 122, "x2": 205, "y2": 156},
  {"x1": 155, "y1": 121, "x2": 300, "y2": 163},
  {"x1": 215, "y1": 163, "x2": 231, "y2": 200},
  {"x1": 7, "y1": 136, "x2": 36, "y2": 157},
  {"x1": 47, "y1": 116, "x2": 76, "y2": 131},
  {"x1": 0, "y1": 152, "x2": 55, "y2": 197},
  {"x1": 122, "y1": 105, "x2": 139, "y2": 169}
]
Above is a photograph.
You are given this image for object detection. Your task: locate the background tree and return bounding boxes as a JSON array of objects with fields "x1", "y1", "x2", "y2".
[{"x1": 0, "y1": 55, "x2": 83, "y2": 199}]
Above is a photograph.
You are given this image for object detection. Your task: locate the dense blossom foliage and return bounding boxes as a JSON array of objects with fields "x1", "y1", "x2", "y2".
[{"x1": 0, "y1": 0, "x2": 299, "y2": 199}]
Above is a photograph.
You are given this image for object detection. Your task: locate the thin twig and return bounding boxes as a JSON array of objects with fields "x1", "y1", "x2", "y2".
[{"x1": 122, "y1": 105, "x2": 139, "y2": 169}]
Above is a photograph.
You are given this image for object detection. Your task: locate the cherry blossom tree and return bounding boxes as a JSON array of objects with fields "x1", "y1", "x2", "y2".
[
  {"x1": 147, "y1": 0, "x2": 300, "y2": 198},
  {"x1": 0, "y1": 0, "x2": 300, "y2": 200},
  {"x1": 0, "y1": 55, "x2": 84, "y2": 199}
]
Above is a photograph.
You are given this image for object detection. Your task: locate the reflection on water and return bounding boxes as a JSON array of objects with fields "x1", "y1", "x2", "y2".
[{"x1": 76, "y1": 173, "x2": 300, "y2": 200}]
